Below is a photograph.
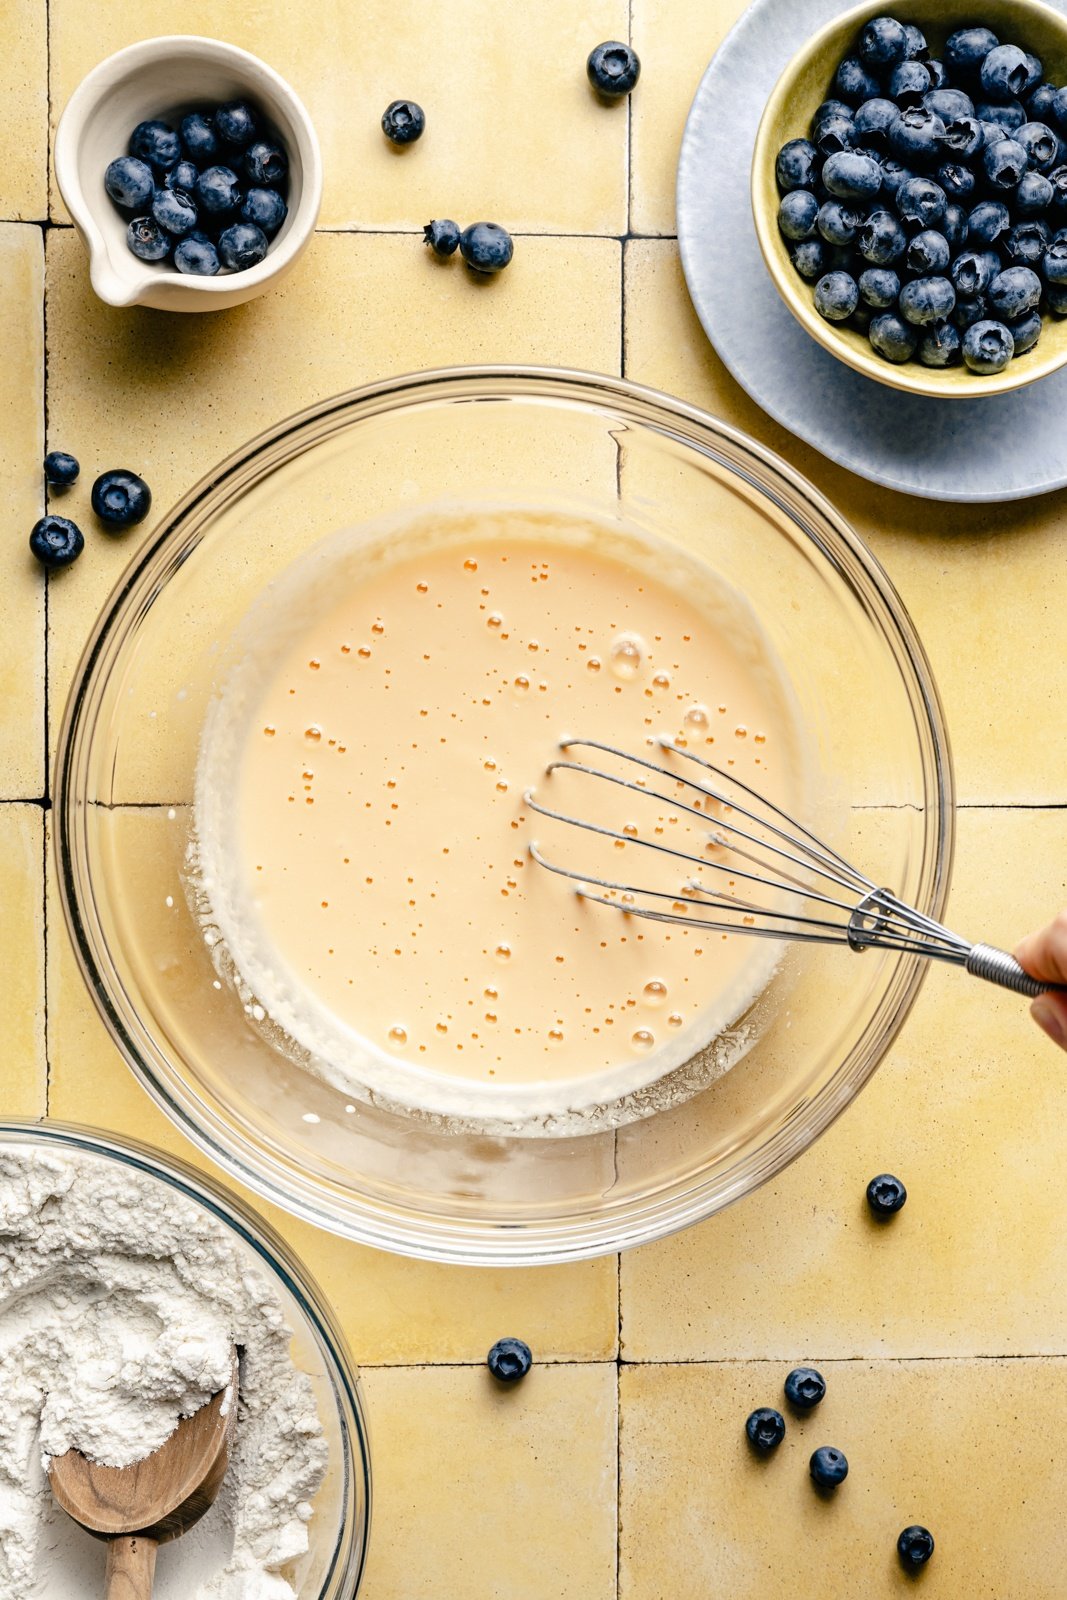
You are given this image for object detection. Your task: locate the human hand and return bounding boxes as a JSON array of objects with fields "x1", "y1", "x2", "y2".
[{"x1": 1014, "y1": 913, "x2": 1067, "y2": 1050}]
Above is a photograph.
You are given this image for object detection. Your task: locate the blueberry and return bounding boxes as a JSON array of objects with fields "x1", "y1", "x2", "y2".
[
  {"x1": 813, "y1": 99, "x2": 853, "y2": 130},
  {"x1": 381, "y1": 99, "x2": 425, "y2": 144},
  {"x1": 925, "y1": 59, "x2": 948, "y2": 92},
  {"x1": 980, "y1": 119, "x2": 1009, "y2": 149},
  {"x1": 981, "y1": 45, "x2": 1036, "y2": 103},
  {"x1": 217, "y1": 221, "x2": 269, "y2": 271},
  {"x1": 126, "y1": 215, "x2": 170, "y2": 262},
  {"x1": 905, "y1": 229, "x2": 949, "y2": 276},
  {"x1": 1048, "y1": 283, "x2": 1067, "y2": 315},
  {"x1": 850, "y1": 300, "x2": 874, "y2": 333},
  {"x1": 859, "y1": 266, "x2": 900, "y2": 306},
  {"x1": 173, "y1": 234, "x2": 220, "y2": 275},
  {"x1": 967, "y1": 199, "x2": 1010, "y2": 248},
  {"x1": 818, "y1": 200, "x2": 862, "y2": 246},
  {"x1": 487, "y1": 1337, "x2": 532, "y2": 1383},
  {"x1": 835, "y1": 57, "x2": 881, "y2": 107},
  {"x1": 128, "y1": 119, "x2": 180, "y2": 173},
  {"x1": 936, "y1": 160, "x2": 975, "y2": 201},
  {"x1": 1008, "y1": 309, "x2": 1042, "y2": 355},
  {"x1": 822, "y1": 151, "x2": 882, "y2": 202},
  {"x1": 899, "y1": 276, "x2": 955, "y2": 325},
  {"x1": 918, "y1": 319, "x2": 961, "y2": 367},
  {"x1": 29, "y1": 514, "x2": 84, "y2": 569},
  {"x1": 460, "y1": 220, "x2": 514, "y2": 273},
  {"x1": 1045, "y1": 237, "x2": 1067, "y2": 284},
  {"x1": 944, "y1": 27, "x2": 999, "y2": 82},
  {"x1": 903, "y1": 24, "x2": 929, "y2": 62},
  {"x1": 1025, "y1": 54, "x2": 1045, "y2": 92},
  {"x1": 586, "y1": 40, "x2": 640, "y2": 97},
  {"x1": 879, "y1": 158, "x2": 913, "y2": 197},
  {"x1": 810, "y1": 1447, "x2": 849, "y2": 1489},
  {"x1": 244, "y1": 139, "x2": 288, "y2": 186},
  {"x1": 1005, "y1": 220, "x2": 1051, "y2": 267},
  {"x1": 888, "y1": 107, "x2": 944, "y2": 164},
  {"x1": 1050, "y1": 165, "x2": 1067, "y2": 214},
  {"x1": 869, "y1": 309, "x2": 919, "y2": 361},
  {"x1": 745, "y1": 1407, "x2": 786, "y2": 1454},
  {"x1": 196, "y1": 165, "x2": 242, "y2": 217},
  {"x1": 1016, "y1": 170, "x2": 1054, "y2": 215},
  {"x1": 954, "y1": 294, "x2": 989, "y2": 330},
  {"x1": 151, "y1": 186, "x2": 198, "y2": 237},
  {"x1": 814, "y1": 114, "x2": 857, "y2": 158},
  {"x1": 939, "y1": 114, "x2": 984, "y2": 158},
  {"x1": 91, "y1": 469, "x2": 152, "y2": 529},
  {"x1": 855, "y1": 210, "x2": 906, "y2": 264},
  {"x1": 889, "y1": 61, "x2": 931, "y2": 107},
  {"x1": 852, "y1": 98, "x2": 899, "y2": 150},
  {"x1": 240, "y1": 187, "x2": 288, "y2": 237},
  {"x1": 952, "y1": 249, "x2": 1000, "y2": 298},
  {"x1": 962, "y1": 318, "x2": 1015, "y2": 373},
  {"x1": 784, "y1": 1366, "x2": 826, "y2": 1409},
  {"x1": 859, "y1": 16, "x2": 908, "y2": 67},
  {"x1": 896, "y1": 176, "x2": 947, "y2": 231},
  {"x1": 1017, "y1": 121, "x2": 1059, "y2": 171},
  {"x1": 792, "y1": 238, "x2": 828, "y2": 280},
  {"x1": 989, "y1": 264, "x2": 1042, "y2": 319},
  {"x1": 180, "y1": 111, "x2": 219, "y2": 165},
  {"x1": 898, "y1": 1526, "x2": 935, "y2": 1570},
  {"x1": 214, "y1": 101, "x2": 258, "y2": 149},
  {"x1": 104, "y1": 155, "x2": 154, "y2": 210},
  {"x1": 44, "y1": 450, "x2": 79, "y2": 487},
  {"x1": 975, "y1": 98, "x2": 1026, "y2": 130},
  {"x1": 423, "y1": 217, "x2": 461, "y2": 256},
  {"x1": 776, "y1": 138, "x2": 819, "y2": 191},
  {"x1": 866, "y1": 1172, "x2": 908, "y2": 1215},
  {"x1": 1029, "y1": 83, "x2": 1059, "y2": 123},
  {"x1": 944, "y1": 203, "x2": 968, "y2": 249},
  {"x1": 1052, "y1": 88, "x2": 1067, "y2": 133},
  {"x1": 164, "y1": 160, "x2": 200, "y2": 196},
  {"x1": 778, "y1": 190, "x2": 820, "y2": 240},
  {"x1": 814, "y1": 270, "x2": 858, "y2": 321},
  {"x1": 923, "y1": 87, "x2": 974, "y2": 122},
  {"x1": 985, "y1": 137, "x2": 1023, "y2": 190}
]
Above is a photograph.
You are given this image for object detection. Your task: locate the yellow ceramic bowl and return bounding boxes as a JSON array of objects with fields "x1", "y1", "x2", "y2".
[{"x1": 752, "y1": 0, "x2": 1067, "y2": 398}]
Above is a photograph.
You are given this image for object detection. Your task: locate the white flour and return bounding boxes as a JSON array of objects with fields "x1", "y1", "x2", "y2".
[{"x1": 0, "y1": 1149, "x2": 328, "y2": 1599}]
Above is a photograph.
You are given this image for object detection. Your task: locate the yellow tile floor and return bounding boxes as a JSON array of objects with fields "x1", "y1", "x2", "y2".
[{"x1": 3, "y1": 1, "x2": 1067, "y2": 1593}]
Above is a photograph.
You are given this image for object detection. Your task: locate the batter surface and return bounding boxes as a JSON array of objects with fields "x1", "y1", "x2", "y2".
[{"x1": 195, "y1": 505, "x2": 802, "y2": 1121}]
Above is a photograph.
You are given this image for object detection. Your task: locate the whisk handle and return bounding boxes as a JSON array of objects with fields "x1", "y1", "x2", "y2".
[{"x1": 965, "y1": 944, "x2": 1059, "y2": 997}]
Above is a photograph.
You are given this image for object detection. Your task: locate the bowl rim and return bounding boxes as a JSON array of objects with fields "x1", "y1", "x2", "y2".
[
  {"x1": 54, "y1": 33, "x2": 323, "y2": 304},
  {"x1": 751, "y1": 0, "x2": 1067, "y2": 400},
  {"x1": 53, "y1": 364, "x2": 955, "y2": 1265},
  {"x1": 0, "y1": 1118, "x2": 371, "y2": 1597}
]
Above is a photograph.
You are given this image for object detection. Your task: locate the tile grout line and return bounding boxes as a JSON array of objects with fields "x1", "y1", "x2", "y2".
[
  {"x1": 353, "y1": 1350, "x2": 1067, "y2": 1371},
  {"x1": 41, "y1": 0, "x2": 52, "y2": 1115}
]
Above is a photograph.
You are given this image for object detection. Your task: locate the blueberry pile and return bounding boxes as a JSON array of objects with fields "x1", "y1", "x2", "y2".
[
  {"x1": 775, "y1": 16, "x2": 1067, "y2": 375},
  {"x1": 104, "y1": 103, "x2": 288, "y2": 277}
]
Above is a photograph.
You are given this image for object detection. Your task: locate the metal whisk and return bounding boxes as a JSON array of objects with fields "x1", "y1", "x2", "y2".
[{"x1": 525, "y1": 737, "x2": 1059, "y2": 999}]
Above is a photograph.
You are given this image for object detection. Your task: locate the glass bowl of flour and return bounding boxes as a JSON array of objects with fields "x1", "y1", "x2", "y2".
[
  {"x1": 54, "y1": 367, "x2": 953, "y2": 1265},
  {"x1": 0, "y1": 1123, "x2": 370, "y2": 1599}
]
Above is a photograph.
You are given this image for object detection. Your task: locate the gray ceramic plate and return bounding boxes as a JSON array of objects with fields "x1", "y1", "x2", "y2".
[{"x1": 676, "y1": 0, "x2": 1067, "y2": 503}]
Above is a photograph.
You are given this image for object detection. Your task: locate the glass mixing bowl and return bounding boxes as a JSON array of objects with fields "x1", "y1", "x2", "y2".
[
  {"x1": 55, "y1": 367, "x2": 952, "y2": 1265},
  {"x1": 0, "y1": 1122, "x2": 370, "y2": 1597}
]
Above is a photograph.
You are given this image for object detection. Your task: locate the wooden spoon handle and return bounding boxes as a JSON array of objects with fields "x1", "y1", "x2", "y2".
[{"x1": 105, "y1": 1535, "x2": 158, "y2": 1599}]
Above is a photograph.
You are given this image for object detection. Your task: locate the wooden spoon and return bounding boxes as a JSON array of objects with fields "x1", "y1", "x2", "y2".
[{"x1": 48, "y1": 1348, "x2": 239, "y2": 1600}]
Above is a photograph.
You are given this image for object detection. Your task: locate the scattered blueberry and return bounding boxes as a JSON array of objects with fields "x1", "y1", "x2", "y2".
[
  {"x1": 866, "y1": 1173, "x2": 908, "y2": 1216},
  {"x1": 44, "y1": 450, "x2": 79, "y2": 487},
  {"x1": 104, "y1": 156, "x2": 154, "y2": 210},
  {"x1": 126, "y1": 215, "x2": 171, "y2": 262},
  {"x1": 809, "y1": 1447, "x2": 849, "y2": 1489},
  {"x1": 423, "y1": 218, "x2": 462, "y2": 257},
  {"x1": 164, "y1": 159, "x2": 201, "y2": 196},
  {"x1": 918, "y1": 319, "x2": 962, "y2": 367},
  {"x1": 381, "y1": 99, "x2": 425, "y2": 145},
  {"x1": 214, "y1": 101, "x2": 258, "y2": 148},
  {"x1": 459, "y1": 221, "x2": 514, "y2": 273},
  {"x1": 487, "y1": 1337, "x2": 532, "y2": 1383},
  {"x1": 174, "y1": 234, "x2": 220, "y2": 275},
  {"x1": 897, "y1": 1526, "x2": 935, "y2": 1570},
  {"x1": 963, "y1": 318, "x2": 1015, "y2": 373},
  {"x1": 587, "y1": 40, "x2": 641, "y2": 98},
  {"x1": 745, "y1": 1407, "x2": 786, "y2": 1454},
  {"x1": 151, "y1": 187, "x2": 198, "y2": 237},
  {"x1": 91, "y1": 469, "x2": 152, "y2": 530},
  {"x1": 196, "y1": 165, "x2": 242, "y2": 218},
  {"x1": 869, "y1": 310, "x2": 919, "y2": 361},
  {"x1": 244, "y1": 139, "x2": 288, "y2": 186},
  {"x1": 241, "y1": 187, "x2": 288, "y2": 237},
  {"x1": 784, "y1": 1367, "x2": 826, "y2": 1410},
  {"x1": 29, "y1": 514, "x2": 84, "y2": 569},
  {"x1": 128, "y1": 119, "x2": 180, "y2": 172},
  {"x1": 218, "y1": 222, "x2": 269, "y2": 271},
  {"x1": 180, "y1": 111, "x2": 219, "y2": 165},
  {"x1": 814, "y1": 270, "x2": 858, "y2": 321}
]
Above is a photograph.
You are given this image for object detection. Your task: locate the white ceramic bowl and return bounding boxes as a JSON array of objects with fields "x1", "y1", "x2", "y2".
[{"x1": 55, "y1": 35, "x2": 322, "y2": 312}]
